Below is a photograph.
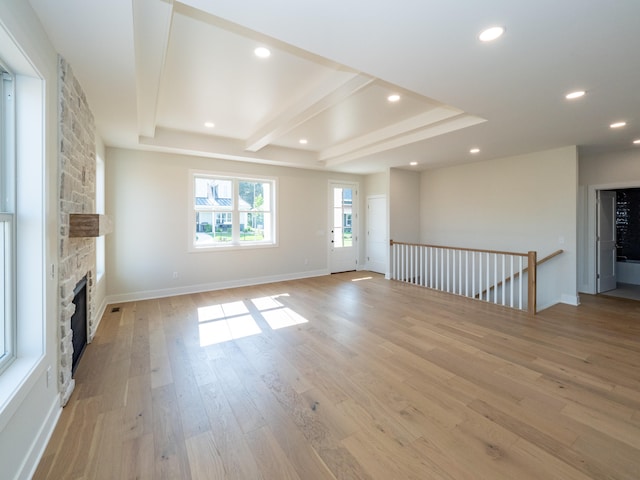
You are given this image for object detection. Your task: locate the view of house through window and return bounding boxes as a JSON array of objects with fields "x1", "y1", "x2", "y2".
[
  {"x1": 193, "y1": 173, "x2": 275, "y2": 248},
  {"x1": 332, "y1": 187, "x2": 353, "y2": 248}
]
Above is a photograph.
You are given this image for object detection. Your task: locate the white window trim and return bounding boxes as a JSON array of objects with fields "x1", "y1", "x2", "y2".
[
  {"x1": 188, "y1": 169, "x2": 278, "y2": 252},
  {"x1": 0, "y1": 43, "x2": 47, "y2": 426},
  {"x1": 0, "y1": 67, "x2": 15, "y2": 375}
]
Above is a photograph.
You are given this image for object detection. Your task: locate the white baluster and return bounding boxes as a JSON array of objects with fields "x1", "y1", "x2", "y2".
[
  {"x1": 446, "y1": 249, "x2": 450, "y2": 292},
  {"x1": 500, "y1": 255, "x2": 507, "y2": 306},
  {"x1": 510, "y1": 255, "x2": 514, "y2": 308},
  {"x1": 465, "y1": 251, "x2": 469, "y2": 297},
  {"x1": 471, "y1": 251, "x2": 475, "y2": 299}
]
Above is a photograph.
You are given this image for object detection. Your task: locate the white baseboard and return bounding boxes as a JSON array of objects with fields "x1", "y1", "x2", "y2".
[
  {"x1": 105, "y1": 268, "x2": 330, "y2": 305},
  {"x1": 561, "y1": 294, "x2": 581, "y2": 306},
  {"x1": 363, "y1": 261, "x2": 386, "y2": 275},
  {"x1": 537, "y1": 293, "x2": 581, "y2": 312},
  {"x1": 16, "y1": 394, "x2": 61, "y2": 480}
]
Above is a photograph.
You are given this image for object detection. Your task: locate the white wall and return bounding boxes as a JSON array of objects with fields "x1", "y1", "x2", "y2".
[
  {"x1": 365, "y1": 171, "x2": 388, "y2": 196},
  {"x1": 106, "y1": 148, "x2": 363, "y2": 301},
  {"x1": 389, "y1": 168, "x2": 420, "y2": 243},
  {"x1": 419, "y1": 146, "x2": 579, "y2": 309},
  {"x1": 578, "y1": 148, "x2": 640, "y2": 293},
  {"x1": 0, "y1": 2, "x2": 61, "y2": 479},
  {"x1": 579, "y1": 148, "x2": 640, "y2": 186}
]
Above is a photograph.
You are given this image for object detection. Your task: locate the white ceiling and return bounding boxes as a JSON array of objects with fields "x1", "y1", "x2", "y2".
[{"x1": 28, "y1": 0, "x2": 640, "y2": 174}]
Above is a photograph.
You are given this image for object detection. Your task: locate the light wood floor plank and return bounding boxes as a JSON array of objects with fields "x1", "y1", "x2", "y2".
[
  {"x1": 185, "y1": 431, "x2": 227, "y2": 480},
  {"x1": 34, "y1": 272, "x2": 640, "y2": 479}
]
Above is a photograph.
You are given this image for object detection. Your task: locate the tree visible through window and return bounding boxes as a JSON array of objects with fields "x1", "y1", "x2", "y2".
[{"x1": 192, "y1": 173, "x2": 275, "y2": 248}]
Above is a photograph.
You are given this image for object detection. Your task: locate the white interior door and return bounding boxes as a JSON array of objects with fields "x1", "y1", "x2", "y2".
[
  {"x1": 597, "y1": 190, "x2": 617, "y2": 293},
  {"x1": 330, "y1": 183, "x2": 358, "y2": 273},
  {"x1": 366, "y1": 195, "x2": 387, "y2": 274}
]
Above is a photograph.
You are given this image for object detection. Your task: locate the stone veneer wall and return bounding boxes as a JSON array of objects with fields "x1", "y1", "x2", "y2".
[{"x1": 58, "y1": 56, "x2": 97, "y2": 406}]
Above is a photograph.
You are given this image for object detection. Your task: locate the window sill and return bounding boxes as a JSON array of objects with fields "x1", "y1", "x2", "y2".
[
  {"x1": 188, "y1": 242, "x2": 278, "y2": 253},
  {"x1": 0, "y1": 354, "x2": 44, "y2": 431}
]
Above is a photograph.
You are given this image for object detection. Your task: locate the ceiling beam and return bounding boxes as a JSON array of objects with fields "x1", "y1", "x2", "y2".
[
  {"x1": 133, "y1": 0, "x2": 174, "y2": 138},
  {"x1": 322, "y1": 114, "x2": 487, "y2": 167},
  {"x1": 140, "y1": 127, "x2": 321, "y2": 169},
  {"x1": 244, "y1": 73, "x2": 374, "y2": 152},
  {"x1": 318, "y1": 106, "x2": 466, "y2": 162}
]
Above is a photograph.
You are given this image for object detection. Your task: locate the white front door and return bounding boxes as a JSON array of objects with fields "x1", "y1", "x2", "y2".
[
  {"x1": 597, "y1": 190, "x2": 617, "y2": 293},
  {"x1": 329, "y1": 183, "x2": 358, "y2": 273},
  {"x1": 366, "y1": 195, "x2": 387, "y2": 274}
]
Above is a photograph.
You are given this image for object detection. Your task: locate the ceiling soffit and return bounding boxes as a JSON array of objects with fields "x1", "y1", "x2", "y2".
[{"x1": 133, "y1": 0, "x2": 484, "y2": 170}]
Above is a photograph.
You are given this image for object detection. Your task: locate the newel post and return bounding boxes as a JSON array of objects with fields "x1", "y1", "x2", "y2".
[{"x1": 527, "y1": 251, "x2": 537, "y2": 315}]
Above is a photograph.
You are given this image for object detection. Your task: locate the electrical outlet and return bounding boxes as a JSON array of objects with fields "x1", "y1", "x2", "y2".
[{"x1": 172, "y1": 271, "x2": 179, "y2": 279}]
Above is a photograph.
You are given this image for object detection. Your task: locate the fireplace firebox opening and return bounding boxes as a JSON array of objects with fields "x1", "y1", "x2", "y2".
[{"x1": 71, "y1": 276, "x2": 88, "y2": 374}]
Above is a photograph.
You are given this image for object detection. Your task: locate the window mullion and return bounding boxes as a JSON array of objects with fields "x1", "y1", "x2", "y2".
[{"x1": 232, "y1": 179, "x2": 239, "y2": 244}]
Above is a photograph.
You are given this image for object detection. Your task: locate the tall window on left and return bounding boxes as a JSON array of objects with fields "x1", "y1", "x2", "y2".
[{"x1": 0, "y1": 64, "x2": 15, "y2": 374}]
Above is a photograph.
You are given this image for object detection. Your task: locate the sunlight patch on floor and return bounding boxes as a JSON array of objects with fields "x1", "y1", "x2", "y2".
[
  {"x1": 252, "y1": 294, "x2": 308, "y2": 330},
  {"x1": 261, "y1": 308, "x2": 308, "y2": 330},
  {"x1": 198, "y1": 315, "x2": 262, "y2": 346},
  {"x1": 198, "y1": 301, "x2": 261, "y2": 346},
  {"x1": 197, "y1": 294, "x2": 308, "y2": 346}
]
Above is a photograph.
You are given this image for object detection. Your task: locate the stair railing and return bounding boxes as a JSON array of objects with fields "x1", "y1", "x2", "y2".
[{"x1": 389, "y1": 240, "x2": 544, "y2": 314}]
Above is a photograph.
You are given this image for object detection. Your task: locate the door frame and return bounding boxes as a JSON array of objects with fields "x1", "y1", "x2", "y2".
[
  {"x1": 327, "y1": 180, "x2": 359, "y2": 273},
  {"x1": 583, "y1": 181, "x2": 639, "y2": 294},
  {"x1": 596, "y1": 190, "x2": 617, "y2": 292}
]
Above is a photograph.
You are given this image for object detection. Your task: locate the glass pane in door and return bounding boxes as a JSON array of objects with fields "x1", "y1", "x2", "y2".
[{"x1": 332, "y1": 187, "x2": 353, "y2": 248}]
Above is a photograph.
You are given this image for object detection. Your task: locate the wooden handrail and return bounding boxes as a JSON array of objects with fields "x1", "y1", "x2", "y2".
[{"x1": 389, "y1": 240, "x2": 528, "y2": 258}]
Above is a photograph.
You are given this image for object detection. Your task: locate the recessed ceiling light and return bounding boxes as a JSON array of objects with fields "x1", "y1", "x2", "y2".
[
  {"x1": 388, "y1": 94, "x2": 401, "y2": 102},
  {"x1": 470, "y1": 148, "x2": 480, "y2": 154},
  {"x1": 610, "y1": 121, "x2": 627, "y2": 129},
  {"x1": 254, "y1": 47, "x2": 271, "y2": 58},
  {"x1": 299, "y1": 139, "x2": 308, "y2": 145},
  {"x1": 204, "y1": 122, "x2": 215, "y2": 128},
  {"x1": 479, "y1": 26, "x2": 505, "y2": 42},
  {"x1": 410, "y1": 161, "x2": 418, "y2": 166},
  {"x1": 633, "y1": 139, "x2": 640, "y2": 144},
  {"x1": 565, "y1": 90, "x2": 586, "y2": 100}
]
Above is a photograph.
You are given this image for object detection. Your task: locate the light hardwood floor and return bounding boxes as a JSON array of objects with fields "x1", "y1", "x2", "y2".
[{"x1": 34, "y1": 272, "x2": 640, "y2": 479}]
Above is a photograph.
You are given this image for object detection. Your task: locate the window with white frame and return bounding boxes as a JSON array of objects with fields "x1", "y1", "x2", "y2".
[
  {"x1": 0, "y1": 65, "x2": 15, "y2": 374},
  {"x1": 191, "y1": 171, "x2": 276, "y2": 249}
]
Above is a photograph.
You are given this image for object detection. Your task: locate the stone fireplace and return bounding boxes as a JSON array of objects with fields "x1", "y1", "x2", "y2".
[{"x1": 58, "y1": 56, "x2": 98, "y2": 406}]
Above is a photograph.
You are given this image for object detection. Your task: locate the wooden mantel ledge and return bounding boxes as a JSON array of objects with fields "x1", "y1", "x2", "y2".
[{"x1": 69, "y1": 214, "x2": 112, "y2": 237}]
